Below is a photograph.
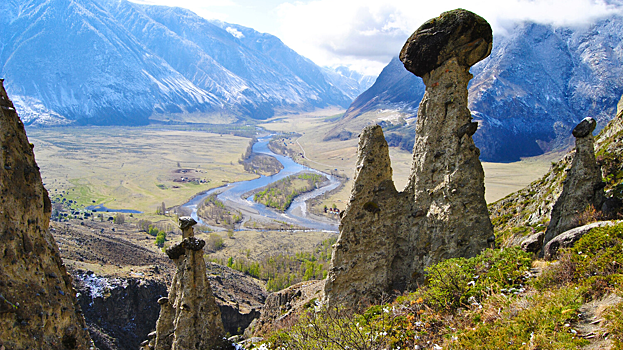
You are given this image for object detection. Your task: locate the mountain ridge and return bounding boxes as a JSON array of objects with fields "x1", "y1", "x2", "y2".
[{"x1": 0, "y1": 0, "x2": 366, "y2": 125}]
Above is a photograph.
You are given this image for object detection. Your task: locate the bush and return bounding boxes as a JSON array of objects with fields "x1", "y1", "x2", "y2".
[
  {"x1": 113, "y1": 214, "x2": 125, "y2": 224},
  {"x1": 416, "y1": 247, "x2": 532, "y2": 312},
  {"x1": 155, "y1": 231, "x2": 166, "y2": 247},
  {"x1": 138, "y1": 219, "x2": 152, "y2": 232},
  {"x1": 206, "y1": 233, "x2": 224, "y2": 251}
]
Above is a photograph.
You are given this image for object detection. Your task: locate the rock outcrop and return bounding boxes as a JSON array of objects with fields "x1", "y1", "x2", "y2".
[
  {"x1": 73, "y1": 273, "x2": 167, "y2": 350},
  {"x1": 145, "y1": 217, "x2": 229, "y2": 350},
  {"x1": 251, "y1": 280, "x2": 325, "y2": 336},
  {"x1": 0, "y1": 80, "x2": 94, "y2": 349},
  {"x1": 324, "y1": 9, "x2": 494, "y2": 309},
  {"x1": 543, "y1": 221, "x2": 621, "y2": 260},
  {"x1": 542, "y1": 117, "x2": 605, "y2": 255}
]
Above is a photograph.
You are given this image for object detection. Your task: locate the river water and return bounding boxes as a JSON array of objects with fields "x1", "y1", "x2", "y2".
[{"x1": 181, "y1": 137, "x2": 340, "y2": 232}]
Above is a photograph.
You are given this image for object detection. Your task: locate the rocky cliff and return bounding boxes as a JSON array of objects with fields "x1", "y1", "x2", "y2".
[
  {"x1": 324, "y1": 10, "x2": 494, "y2": 309},
  {"x1": 0, "y1": 80, "x2": 93, "y2": 349}
]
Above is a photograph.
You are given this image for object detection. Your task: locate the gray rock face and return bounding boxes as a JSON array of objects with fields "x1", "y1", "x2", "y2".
[
  {"x1": 147, "y1": 218, "x2": 228, "y2": 350},
  {"x1": 543, "y1": 221, "x2": 619, "y2": 260},
  {"x1": 542, "y1": 117, "x2": 605, "y2": 255},
  {"x1": 0, "y1": 80, "x2": 94, "y2": 349},
  {"x1": 324, "y1": 10, "x2": 494, "y2": 309}
]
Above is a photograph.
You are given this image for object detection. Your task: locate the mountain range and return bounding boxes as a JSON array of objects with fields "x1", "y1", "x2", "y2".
[
  {"x1": 0, "y1": 0, "x2": 372, "y2": 126},
  {"x1": 329, "y1": 16, "x2": 623, "y2": 162}
]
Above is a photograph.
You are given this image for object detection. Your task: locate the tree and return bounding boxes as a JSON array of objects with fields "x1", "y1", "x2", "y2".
[
  {"x1": 155, "y1": 231, "x2": 166, "y2": 248},
  {"x1": 138, "y1": 220, "x2": 152, "y2": 232},
  {"x1": 113, "y1": 214, "x2": 125, "y2": 224}
]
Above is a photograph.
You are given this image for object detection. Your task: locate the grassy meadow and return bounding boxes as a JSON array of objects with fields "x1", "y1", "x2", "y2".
[{"x1": 27, "y1": 126, "x2": 257, "y2": 214}]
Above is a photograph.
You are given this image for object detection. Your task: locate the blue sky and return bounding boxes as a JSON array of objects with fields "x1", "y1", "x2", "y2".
[{"x1": 129, "y1": 0, "x2": 623, "y2": 75}]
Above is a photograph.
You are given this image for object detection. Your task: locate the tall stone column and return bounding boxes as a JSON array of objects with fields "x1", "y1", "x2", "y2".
[
  {"x1": 398, "y1": 9, "x2": 495, "y2": 289},
  {"x1": 324, "y1": 125, "x2": 405, "y2": 308},
  {"x1": 324, "y1": 9, "x2": 495, "y2": 308},
  {"x1": 149, "y1": 217, "x2": 227, "y2": 350},
  {"x1": 542, "y1": 117, "x2": 605, "y2": 256}
]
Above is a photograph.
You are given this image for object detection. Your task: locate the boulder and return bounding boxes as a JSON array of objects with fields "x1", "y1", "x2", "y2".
[
  {"x1": 520, "y1": 231, "x2": 545, "y2": 254},
  {"x1": 543, "y1": 221, "x2": 620, "y2": 260},
  {"x1": 400, "y1": 9, "x2": 492, "y2": 77}
]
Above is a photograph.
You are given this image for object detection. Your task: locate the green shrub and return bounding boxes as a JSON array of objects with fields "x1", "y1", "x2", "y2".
[
  {"x1": 155, "y1": 231, "x2": 166, "y2": 247},
  {"x1": 416, "y1": 247, "x2": 532, "y2": 312}
]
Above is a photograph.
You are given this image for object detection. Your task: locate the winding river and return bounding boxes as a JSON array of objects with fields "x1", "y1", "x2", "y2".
[{"x1": 181, "y1": 137, "x2": 340, "y2": 232}]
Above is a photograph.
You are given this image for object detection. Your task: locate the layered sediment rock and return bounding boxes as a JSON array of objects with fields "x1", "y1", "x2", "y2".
[
  {"x1": 541, "y1": 117, "x2": 605, "y2": 256},
  {"x1": 324, "y1": 9, "x2": 494, "y2": 308},
  {"x1": 0, "y1": 80, "x2": 94, "y2": 349},
  {"x1": 146, "y1": 217, "x2": 228, "y2": 350}
]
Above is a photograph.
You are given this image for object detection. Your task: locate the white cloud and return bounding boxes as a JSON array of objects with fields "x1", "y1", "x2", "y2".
[
  {"x1": 275, "y1": 0, "x2": 623, "y2": 75},
  {"x1": 226, "y1": 26, "x2": 244, "y2": 38}
]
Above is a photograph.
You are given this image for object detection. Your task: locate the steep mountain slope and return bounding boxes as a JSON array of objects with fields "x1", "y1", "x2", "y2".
[
  {"x1": 0, "y1": 0, "x2": 354, "y2": 125},
  {"x1": 332, "y1": 17, "x2": 623, "y2": 162},
  {"x1": 0, "y1": 0, "x2": 220, "y2": 125},
  {"x1": 325, "y1": 57, "x2": 424, "y2": 141}
]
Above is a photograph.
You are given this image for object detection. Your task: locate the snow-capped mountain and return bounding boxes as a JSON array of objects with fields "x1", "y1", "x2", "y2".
[
  {"x1": 0, "y1": 0, "x2": 357, "y2": 125},
  {"x1": 331, "y1": 16, "x2": 623, "y2": 162}
]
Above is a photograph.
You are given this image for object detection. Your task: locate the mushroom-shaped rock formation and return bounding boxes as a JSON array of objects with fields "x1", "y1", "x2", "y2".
[
  {"x1": 400, "y1": 9, "x2": 492, "y2": 78},
  {"x1": 145, "y1": 217, "x2": 229, "y2": 350},
  {"x1": 0, "y1": 80, "x2": 94, "y2": 350},
  {"x1": 542, "y1": 117, "x2": 605, "y2": 257},
  {"x1": 324, "y1": 9, "x2": 494, "y2": 309}
]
